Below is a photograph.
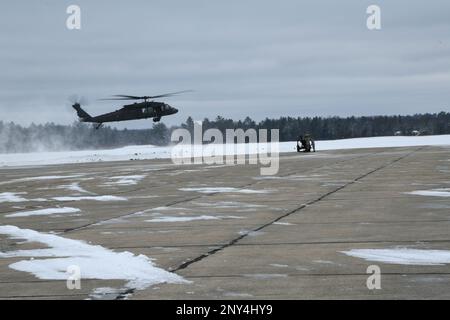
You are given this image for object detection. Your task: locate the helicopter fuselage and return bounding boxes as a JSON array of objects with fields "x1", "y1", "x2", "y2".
[{"x1": 83, "y1": 101, "x2": 178, "y2": 123}]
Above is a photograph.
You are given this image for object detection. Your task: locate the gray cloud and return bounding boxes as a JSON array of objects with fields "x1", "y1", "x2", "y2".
[{"x1": 0, "y1": 0, "x2": 449, "y2": 129}]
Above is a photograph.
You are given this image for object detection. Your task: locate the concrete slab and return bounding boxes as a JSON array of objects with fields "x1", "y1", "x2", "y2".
[{"x1": 1, "y1": 146, "x2": 449, "y2": 299}]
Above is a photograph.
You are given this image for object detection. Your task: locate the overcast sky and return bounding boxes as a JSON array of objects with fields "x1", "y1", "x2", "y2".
[{"x1": 1, "y1": 0, "x2": 449, "y2": 129}]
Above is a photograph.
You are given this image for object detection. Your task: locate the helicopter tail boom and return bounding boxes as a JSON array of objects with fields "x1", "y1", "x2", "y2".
[{"x1": 72, "y1": 103, "x2": 92, "y2": 121}]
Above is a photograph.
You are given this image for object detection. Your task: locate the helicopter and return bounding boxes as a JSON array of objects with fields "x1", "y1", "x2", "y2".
[{"x1": 72, "y1": 90, "x2": 190, "y2": 129}]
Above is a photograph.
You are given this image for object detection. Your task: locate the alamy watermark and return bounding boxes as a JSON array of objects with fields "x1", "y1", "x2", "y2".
[
  {"x1": 366, "y1": 265, "x2": 382, "y2": 290},
  {"x1": 66, "y1": 5, "x2": 81, "y2": 30},
  {"x1": 66, "y1": 4, "x2": 381, "y2": 32},
  {"x1": 366, "y1": 5, "x2": 381, "y2": 30},
  {"x1": 170, "y1": 121, "x2": 279, "y2": 175},
  {"x1": 66, "y1": 265, "x2": 81, "y2": 290}
]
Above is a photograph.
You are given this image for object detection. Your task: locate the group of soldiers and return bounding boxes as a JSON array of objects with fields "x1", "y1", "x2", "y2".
[{"x1": 296, "y1": 133, "x2": 315, "y2": 153}]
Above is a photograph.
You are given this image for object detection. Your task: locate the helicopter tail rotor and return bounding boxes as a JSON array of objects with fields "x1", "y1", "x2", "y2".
[
  {"x1": 68, "y1": 95, "x2": 92, "y2": 121},
  {"x1": 72, "y1": 103, "x2": 92, "y2": 121},
  {"x1": 68, "y1": 94, "x2": 89, "y2": 106}
]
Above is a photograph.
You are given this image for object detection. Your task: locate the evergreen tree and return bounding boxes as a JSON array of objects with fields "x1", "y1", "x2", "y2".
[{"x1": 1, "y1": 112, "x2": 449, "y2": 153}]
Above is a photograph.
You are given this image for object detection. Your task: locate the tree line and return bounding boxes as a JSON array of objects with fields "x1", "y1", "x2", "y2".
[{"x1": 0, "y1": 112, "x2": 449, "y2": 153}]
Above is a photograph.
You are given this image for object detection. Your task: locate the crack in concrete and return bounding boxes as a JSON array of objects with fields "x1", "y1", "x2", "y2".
[
  {"x1": 172, "y1": 147, "x2": 424, "y2": 273},
  {"x1": 62, "y1": 152, "x2": 371, "y2": 234}
]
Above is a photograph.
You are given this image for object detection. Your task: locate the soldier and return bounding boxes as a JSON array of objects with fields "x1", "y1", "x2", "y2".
[
  {"x1": 296, "y1": 135, "x2": 303, "y2": 152},
  {"x1": 304, "y1": 133, "x2": 316, "y2": 152},
  {"x1": 297, "y1": 133, "x2": 316, "y2": 152}
]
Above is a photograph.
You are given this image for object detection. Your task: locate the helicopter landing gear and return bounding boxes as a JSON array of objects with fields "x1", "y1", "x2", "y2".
[
  {"x1": 94, "y1": 123, "x2": 103, "y2": 130},
  {"x1": 153, "y1": 117, "x2": 161, "y2": 122}
]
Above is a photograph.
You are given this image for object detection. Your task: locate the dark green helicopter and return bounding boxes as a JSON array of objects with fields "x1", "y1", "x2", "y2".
[{"x1": 72, "y1": 90, "x2": 190, "y2": 129}]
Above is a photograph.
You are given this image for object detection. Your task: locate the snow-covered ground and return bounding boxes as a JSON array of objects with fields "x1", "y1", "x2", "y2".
[{"x1": 0, "y1": 135, "x2": 449, "y2": 168}]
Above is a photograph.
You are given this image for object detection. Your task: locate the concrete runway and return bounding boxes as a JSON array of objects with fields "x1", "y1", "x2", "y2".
[{"x1": 1, "y1": 146, "x2": 450, "y2": 299}]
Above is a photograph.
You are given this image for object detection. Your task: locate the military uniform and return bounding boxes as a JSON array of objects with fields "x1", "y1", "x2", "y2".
[{"x1": 297, "y1": 134, "x2": 315, "y2": 152}]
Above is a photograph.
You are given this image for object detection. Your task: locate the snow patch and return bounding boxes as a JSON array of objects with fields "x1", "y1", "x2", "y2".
[
  {"x1": 29, "y1": 198, "x2": 48, "y2": 202},
  {"x1": 146, "y1": 215, "x2": 242, "y2": 223},
  {"x1": 150, "y1": 206, "x2": 191, "y2": 212},
  {"x1": 407, "y1": 188, "x2": 450, "y2": 198},
  {"x1": 193, "y1": 201, "x2": 266, "y2": 209},
  {"x1": 223, "y1": 292, "x2": 254, "y2": 298},
  {"x1": 0, "y1": 192, "x2": 28, "y2": 203},
  {"x1": 5, "y1": 207, "x2": 81, "y2": 218},
  {"x1": 52, "y1": 195, "x2": 127, "y2": 202},
  {"x1": 0, "y1": 175, "x2": 85, "y2": 185},
  {"x1": 56, "y1": 182, "x2": 92, "y2": 194},
  {"x1": 239, "y1": 229, "x2": 265, "y2": 237},
  {"x1": 179, "y1": 187, "x2": 269, "y2": 194},
  {"x1": 342, "y1": 248, "x2": 450, "y2": 265},
  {"x1": 270, "y1": 264, "x2": 289, "y2": 268},
  {"x1": 254, "y1": 174, "x2": 325, "y2": 181},
  {"x1": 102, "y1": 175, "x2": 146, "y2": 186},
  {"x1": 273, "y1": 222, "x2": 294, "y2": 226},
  {"x1": 0, "y1": 225, "x2": 187, "y2": 291},
  {"x1": 313, "y1": 260, "x2": 336, "y2": 265}
]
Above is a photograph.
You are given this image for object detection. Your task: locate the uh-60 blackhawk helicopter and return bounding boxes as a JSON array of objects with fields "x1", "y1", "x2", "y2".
[{"x1": 72, "y1": 90, "x2": 191, "y2": 129}]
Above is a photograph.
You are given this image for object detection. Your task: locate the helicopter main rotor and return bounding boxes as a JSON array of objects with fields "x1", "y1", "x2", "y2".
[{"x1": 100, "y1": 90, "x2": 192, "y2": 102}]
